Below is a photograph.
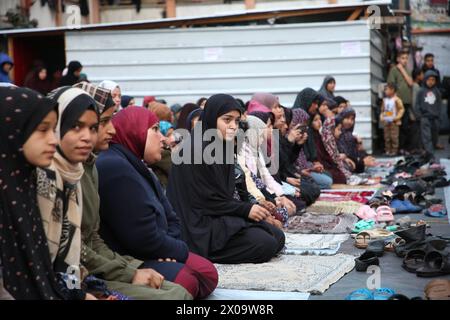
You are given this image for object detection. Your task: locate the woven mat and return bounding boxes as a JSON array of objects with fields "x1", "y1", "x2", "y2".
[
  {"x1": 285, "y1": 213, "x2": 358, "y2": 234},
  {"x1": 284, "y1": 233, "x2": 350, "y2": 255},
  {"x1": 306, "y1": 200, "x2": 362, "y2": 215},
  {"x1": 215, "y1": 254, "x2": 355, "y2": 294}
]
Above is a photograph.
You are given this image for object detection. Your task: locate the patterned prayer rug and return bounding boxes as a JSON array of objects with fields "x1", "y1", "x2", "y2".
[
  {"x1": 306, "y1": 200, "x2": 362, "y2": 215},
  {"x1": 283, "y1": 233, "x2": 350, "y2": 255},
  {"x1": 285, "y1": 213, "x2": 358, "y2": 234},
  {"x1": 215, "y1": 254, "x2": 355, "y2": 294}
]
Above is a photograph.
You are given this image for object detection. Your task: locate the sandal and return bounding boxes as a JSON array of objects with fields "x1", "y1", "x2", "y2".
[
  {"x1": 424, "y1": 204, "x2": 448, "y2": 218},
  {"x1": 402, "y1": 249, "x2": 426, "y2": 273},
  {"x1": 385, "y1": 237, "x2": 406, "y2": 252},
  {"x1": 424, "y1": 279, "x2": 450, "y2": 300},
  {"x1": 355, "y1": 231, "x2": 371, "y2": 249},
  {"x1": 355, "y1": 205, "x2": 377, "y2": 221},
  {"x1": 376, "y1": 205, "x2": 394, "y2": 222},
  {"x1": 373, "y1": 288, "x2": 396, "y2": 300},
  {"x1": 355, "y1": 251, "x2": 379, "y2": 271},
  {"x1": 417, "y1": 251, "x2": 450, "y2": 277},
  {"x1": 345, "y1": 288, "x2": 373, "y2": 300},
  {"x1": 352, "y1": 220, "x2": 375, "y2": 233}
]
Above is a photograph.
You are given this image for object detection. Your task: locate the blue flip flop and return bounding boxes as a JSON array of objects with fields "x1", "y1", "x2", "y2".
[
  {"x1": 373, "y1": 288, "x2": 396, "y2": 300},
  {"x1": 424, "y1": 204, "x2": 448, "y2": 218},
  {"x1": 345, "y1": 288, "x2": 374, "y2": 300}
]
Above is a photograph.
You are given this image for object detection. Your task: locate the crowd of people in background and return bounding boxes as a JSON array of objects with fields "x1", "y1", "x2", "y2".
[{"x1": 0, "y1": 50, "x2": 446, "y2": 300}]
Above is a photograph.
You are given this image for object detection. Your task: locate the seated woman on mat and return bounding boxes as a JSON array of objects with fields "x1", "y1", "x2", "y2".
[
  {"x1": 96, "y1": 107, "x2": 218, "y2": 299},
  {"x1": 167, "y1": 94, "x2": 285, "y2": 264}
]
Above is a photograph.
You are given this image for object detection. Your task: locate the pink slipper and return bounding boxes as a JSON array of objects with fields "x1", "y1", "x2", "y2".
[
  {"x1": 356, "y1": 205, "x2": 377, "y2": 220},
  {"x1": 376, "y1": 205, "x2": 394, "y2": 222}
]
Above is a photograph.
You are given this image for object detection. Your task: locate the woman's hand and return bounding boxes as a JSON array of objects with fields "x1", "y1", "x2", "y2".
[
  {"x1": 312, "y1": 162, "x2": 324, "y2": 173},
  {"x1": 344, "y1": 157, "x2": 356, "y2": 171},
  {"x1": 133, "y1": 268, "x2": 165, "y2": 289},
  {"x1": 286, "y1": 177, "x2": 301, "y2": 188},
  {"x1": 265, "y1": 216, "x2": 283, "y2": 229},
  {"x1": 260, "y1": 200, "x2": 276, "y2": 212},
  {"x1": 301, "y1": 169, "x2": 312, "y2": 177},
  {"x1": 248, "y1": 205, "x2": 270, "y2": 222},
  {"x1": 85, "y1": 293, "x2": 98, "y2": 300}
]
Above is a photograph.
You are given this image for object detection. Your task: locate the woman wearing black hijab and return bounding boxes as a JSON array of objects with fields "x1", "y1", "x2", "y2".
[
  {"x1": 59, "y1": 61, "x2": 83, "y2": 86},
  {"x1": 167, "y1": 94, "x2": 285, "y2": 264},
  {"x1": 0, "y1": 86, "x2": 64, "y2": 299}
]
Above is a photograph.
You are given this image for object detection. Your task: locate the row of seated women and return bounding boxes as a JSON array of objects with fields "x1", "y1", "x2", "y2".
[{"x1": 0, "y1": 79, "x2": 372, "y2": 299}]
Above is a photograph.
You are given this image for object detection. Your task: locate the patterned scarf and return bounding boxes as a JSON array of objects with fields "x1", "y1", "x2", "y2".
[{"x1": 36, "y1": 151, "x2": 84, "y2": 273}]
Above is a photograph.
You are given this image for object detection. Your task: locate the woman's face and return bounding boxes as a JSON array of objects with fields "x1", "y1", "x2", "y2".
[
  {"x1": 271, "y1": 102, "x2": 284, "y2": 120},
  {"x1": 111, "y1": 87, "x2": 121, "y2": 110},
  {"x1": 327, "y1": 80, "x2": 336, "y2": 92},
  {"x1": 216, "y1": 110, "x2": 241, "y2": 141},
  {"x1": 274, "y1": 114, "x2": 287, "y2": 136},
  {"x1": 129, "y1": 99, "x2": 135, "y2": 106},
  {"x1": 311, "y1": 114, "x2": 322, "y2": 131},
  {"x1": 59, "y1": 110, "x2": 98, "y2": 164},
  {"x1": 143, "y1": 123, "x2": 165, "y2": 164},
  {"x1": 342, "y1": 115, "x2": 355, "y2": 130},
  {"x1": 23, "y1": 111, "x2": 58, "y2": 167},
  {"x1": 38, "y1": 68, "x2": 47, "y2": 81},
  {"x1": 319, "y1": 102, "x2": 329, "y2": 115},
  {"x1": 308, "y1": 101, "x2": 319, "y2": 115},
  {"x1": 95, "y1": 107, "x2": 116, "y2": 152},
  {"x1": 336, "y1": 102, "x2": 347, "y2": 114}
]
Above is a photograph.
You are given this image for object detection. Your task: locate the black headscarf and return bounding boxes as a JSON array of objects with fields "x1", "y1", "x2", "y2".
[
  {"x1": 176, "y1": 103, "x2": 199, "y2": 130},
  {"x1": 185, "y1": 108, "x2": 203, "y2": 131},
  {"x1": 292, "y1": 87, "x2": 320, "y2": 113},
  {"x1": 0, "y1": 86, "x2": 64, "y2": 300},
  {"x1": 59, "y1": 61, "x2": 82, "y2": 87},
  {"x1": 166, "y1": 94, "x2": 252, "y2": 258},
  {"x1": 120, "y1": 95, "x2": 134, "y2": 109}
]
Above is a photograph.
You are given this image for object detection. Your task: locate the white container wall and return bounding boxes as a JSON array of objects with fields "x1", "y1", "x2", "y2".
[{"x1": 66, "y1": 20, "x2": 382, "y2": 150}]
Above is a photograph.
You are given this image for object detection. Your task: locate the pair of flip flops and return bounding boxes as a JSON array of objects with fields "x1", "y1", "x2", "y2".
[
  {"x1": 424, "y1": 204, "x2": 447, "y2": 218},
  {"x1": 355, "y1": 205, "x2": 395, "y2": 223},
  {"x1": 345, "y1": 288, "x2": 396, "y2": 300}
]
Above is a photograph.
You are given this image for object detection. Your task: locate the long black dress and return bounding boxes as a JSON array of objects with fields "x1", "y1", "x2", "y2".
[{"x1": 167, "y1": 94, "x2": 285, "y2": 264}]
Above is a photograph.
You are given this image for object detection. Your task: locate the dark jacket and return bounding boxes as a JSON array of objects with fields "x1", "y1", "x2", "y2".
[
  {"x1": 0, "y1": 53, "x2": 13, "y2": 83},
  {"x1": 416, "y1": 70, "x2": 442, "y2": 119},
  {"x1": 80, "y1": 156, "x2": 144, "y2": 283},
  {"x1": 96, "y1": 144, "x2": 189, "y2": 263}
]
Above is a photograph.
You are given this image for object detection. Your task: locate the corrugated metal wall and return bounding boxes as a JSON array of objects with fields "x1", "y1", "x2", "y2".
[{"x1": 66, "y1": 20, "x2": 380, "y2": 150}]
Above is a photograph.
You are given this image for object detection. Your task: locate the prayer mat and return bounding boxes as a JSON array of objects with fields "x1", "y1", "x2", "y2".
[
  {"x1": 215, "y1": 254, "x2": 355, "y2": 294},
  {"x1": 317, "y1": 191, "x2": 375, "y2": 204},
  {"x1": 284, "y1": 233, "x2": 350, "y2": 255},
  {"x1": 306, "y1": 200, "x2": 362, "y2": 215},
  {"x1": 285, "y1": 213, "x2": 358, "y2": 234},
  {"x1": 207, "y1": 289, "x2": 310, "y2": 300},
  {"x1": 331, "y1": 184, "x2": 383, "y2": 190}
]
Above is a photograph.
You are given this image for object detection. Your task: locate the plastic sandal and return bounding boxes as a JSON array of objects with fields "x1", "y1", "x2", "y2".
[
  {"x1": 402, "y1": 249, "x2": 426, "y2": 273},
  {"x1": 356, "y1": 205, "x2": 378, "y2": 221},
  {"x1": 385, "y1": 237, "x2": 405, "y2": 252},
  {"x1": 424, "y1": 204, "x2": 448, "y2": 218},
  {"x1": 424, "y1": 279, "x2": 450, "y2": 300},
  {"x1": 345, "y1": 288, "x2": 374, "y2": 300},
  {"x1": 352, "y1": 220, "x2": 375, "y2": 233},
  {"x1": 355, "y1": 231, "x2": 371, "y2": 249},
  {"x1": 373, "y1": 288, "x2": 396, "y2": 300},
  {"x1": 376, "y1": 205, "x2": 394, "y2": 223},
  {"x1": 355, "y1": 251, "x2": 379, "y2": 271}
]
